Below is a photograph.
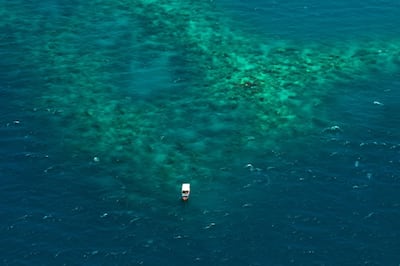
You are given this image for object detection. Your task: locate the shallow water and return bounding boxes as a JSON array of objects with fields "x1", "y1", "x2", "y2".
[{"x1": 1, "y1": 0, "x2": 400, "y2": 265}]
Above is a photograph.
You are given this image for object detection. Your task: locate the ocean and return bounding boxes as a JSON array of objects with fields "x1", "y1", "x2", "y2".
[{"x1": 1, "y1": 0, "x2": 399, "y2": 265}]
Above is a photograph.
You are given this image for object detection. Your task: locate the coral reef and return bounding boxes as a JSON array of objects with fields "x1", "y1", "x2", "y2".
[{"x1": 2, "y1": 1, "x2": 399, "y2": 195}]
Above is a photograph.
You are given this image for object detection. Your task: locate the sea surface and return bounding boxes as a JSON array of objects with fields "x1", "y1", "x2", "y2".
[{"x1": 1, "y1": 0, "x2": 400, "y2": 265}]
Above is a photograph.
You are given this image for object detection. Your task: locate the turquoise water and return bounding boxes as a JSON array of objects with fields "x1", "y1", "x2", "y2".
[{"x1": 1, "y1": 1, "x2": 400, "y2": 265}]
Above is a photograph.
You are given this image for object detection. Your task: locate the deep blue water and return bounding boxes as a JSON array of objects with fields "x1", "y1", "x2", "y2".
[{"x1": 1, "y1": 1, "x2": 400, "y2": 265}]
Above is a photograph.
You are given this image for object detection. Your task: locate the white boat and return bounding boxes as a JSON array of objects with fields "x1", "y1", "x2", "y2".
[{"x1": 181, "y1": 183, "x2": 190, "y2": 201}]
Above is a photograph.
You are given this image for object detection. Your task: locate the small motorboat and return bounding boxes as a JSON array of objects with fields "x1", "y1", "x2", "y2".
[{"x1": 181, "y1": 183, "x2": 190, "y2": 201}]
